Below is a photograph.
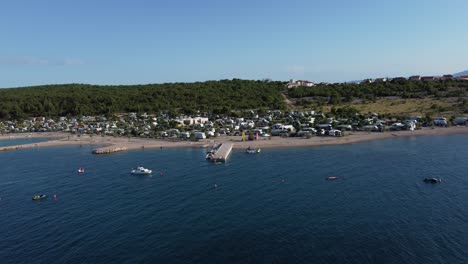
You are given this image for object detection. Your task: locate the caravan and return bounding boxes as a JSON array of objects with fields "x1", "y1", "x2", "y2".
[
  {"x1": 193, "y1": 131, "x2": 206, "y2": 140},
  {"x1": 433, "y1": 117, "x2": 447, "y2": 127},
  {"x1": 271, "y1": 124, "x2": 295, "y2": 136}
]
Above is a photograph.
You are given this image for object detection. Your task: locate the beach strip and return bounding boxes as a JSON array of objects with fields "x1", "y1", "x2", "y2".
[{"x1": 0, "y1": 126, "x2": 467, "y2": 153}]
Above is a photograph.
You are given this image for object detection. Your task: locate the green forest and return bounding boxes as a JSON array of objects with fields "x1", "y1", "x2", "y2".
[
  {"x1": 1, "y1": 78, "x2": 467, "y2": 120},
  {"x1": 0, "y1": 79, "x2": 286, "y2": 119}
]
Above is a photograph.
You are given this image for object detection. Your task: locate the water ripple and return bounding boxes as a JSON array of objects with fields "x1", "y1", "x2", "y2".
[{"x1": 0, "y1": 135, "x2": 468, "y2": 263}]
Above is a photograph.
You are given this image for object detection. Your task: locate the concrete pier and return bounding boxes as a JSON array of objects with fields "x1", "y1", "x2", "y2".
[{"x1": 207, "y1": 142, "x2": 233, "y2": 162}]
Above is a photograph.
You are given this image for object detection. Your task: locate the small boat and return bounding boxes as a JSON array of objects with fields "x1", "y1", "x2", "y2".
[
  {"x1": 246, "y1": 147, "x2": 261, "y2": 154},
  {"x1": 131, "y1": 166, "x2": 152, "y2": 175},
  {"x1": 206, "y1": 150, "x2": 215, "y2": 159},
  {"x1": 423, "y1": 178, "x2": 441, "y2": 184},
  {"x1": 32, "y1": 194, "x2": 47, "y2": 200},
  {"x1": 206, "y1": 144, "x2": 220, "y2": 159},
  {"x1": 78, "y1": 167, "x2": 85, "y2": 173},
  {"x1": 326, "y1": 176, "x2": 338, "y2": 180}
]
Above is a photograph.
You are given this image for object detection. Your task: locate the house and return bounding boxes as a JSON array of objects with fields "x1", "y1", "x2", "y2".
[
  {"x1": 296, "y1": 80, "x2": 315, "y2": 87},
  {"x1": 374, "y1": 78, "x2": 387, "y2": 83},
  {"x1": 441, "y1": 74, "x2": 453, "y2": 80},
  {"x1": 458, "y1": 75, "x2": 468, "y2": 81},
  {"x1": 409, "y1": 75, "x2": 421, "y2": 81},
  {"x1": 361, "y1": 79, "x2": 373, "y2": 84},
  {"x1": 421, "y1": 76, "x2": 435, "y2": 81},
  {"x1": 392, "y1": 77, "x2": 407, "y2": 82},
  {"x1": 286, "y1": 79, "x2": 315, "y2": 88}
]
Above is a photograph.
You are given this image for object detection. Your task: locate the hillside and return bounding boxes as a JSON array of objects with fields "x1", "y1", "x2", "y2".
[
  {"x1": 1, "y1": 78, "x2": 467, "y2": 120},
  {"x1": 288, "y1": 79, "x2": 468, "y2": 117},
  {"x1": 454, "y1": 70, "x2": 468, "y2": 77},
  {"x1": 0, "y1": 80, "x2": 286, "y2": 119}
]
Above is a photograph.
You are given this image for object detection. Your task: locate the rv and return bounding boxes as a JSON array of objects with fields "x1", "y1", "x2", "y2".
[
  {"x1": 193, "y1": 131, "x2": 206, "y2": 140},
  {"x1": 271, "y1": 124, "x2": 295, "y2": 136},
  {"x1": 433, "y1": 117, "x2": 447, "y2": 127},
  {"x1": 453, "y1": 117, "x2": 468, "y2": 126}
]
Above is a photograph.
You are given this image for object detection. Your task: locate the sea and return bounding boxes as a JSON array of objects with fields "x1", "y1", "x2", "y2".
[
  {"x1": 0, "y1": 137, "x2": 52, "y2": 147},
  {"x1": 0, "y1": 134, "x2": 467, "y2": 264}
]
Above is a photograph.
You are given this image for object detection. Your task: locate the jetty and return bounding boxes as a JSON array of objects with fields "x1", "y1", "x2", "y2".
[
  {"x1": 206, "y1": 142, "x2": 233, "y2": 162},
  {"x1": 0, "y1": 145, "x2": 21, "y2": 152},
  {"x1": 92, "y1": 146, "x2": 128, "y2": 154}
]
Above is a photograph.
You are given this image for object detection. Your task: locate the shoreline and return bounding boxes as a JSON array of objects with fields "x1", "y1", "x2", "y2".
[{"x1": 1, "y1": 126, "x2": 467, "y2": 153}]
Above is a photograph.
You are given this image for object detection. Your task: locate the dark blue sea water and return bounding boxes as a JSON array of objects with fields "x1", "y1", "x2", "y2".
[
  {"x1": 0, "y1": 137, "x2": 51, "y2": 147},
  {"x1": 1, "y1": 135, "x2": 468, "y2": 263}
]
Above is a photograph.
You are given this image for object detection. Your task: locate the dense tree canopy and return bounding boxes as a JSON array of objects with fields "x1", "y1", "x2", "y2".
[{"x1": 0, "y1": 79, "x2": 286, "y2": 119}]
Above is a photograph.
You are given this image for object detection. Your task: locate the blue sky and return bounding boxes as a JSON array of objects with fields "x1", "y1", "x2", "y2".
[{"x1": 1, "y1": 0, "x2": 467, "y2": 87}]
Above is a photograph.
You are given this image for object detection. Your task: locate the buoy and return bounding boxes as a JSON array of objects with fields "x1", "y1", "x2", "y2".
[
  {"x1": 281, "y1": 179, "x2": 285, "y2": 183},
  {"x1": 214, "y1": 184, "x2": 218, "y2": 188},
  {"x1": 160, "y1": 172, "x2": 163, "y2": 176},
  {"x1": 53, "y1": 194, "x2": 57, "y2": 199}
]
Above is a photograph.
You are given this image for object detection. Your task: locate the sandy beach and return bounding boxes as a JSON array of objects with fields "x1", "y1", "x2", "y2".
[{"x1": 1, "y1": 126, "x2": 467, "y2": 153}]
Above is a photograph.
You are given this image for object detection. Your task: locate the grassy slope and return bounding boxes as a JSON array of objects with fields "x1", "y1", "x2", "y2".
[{"x1": 319, "y1": 97, "x2": 465, "y2": 117}]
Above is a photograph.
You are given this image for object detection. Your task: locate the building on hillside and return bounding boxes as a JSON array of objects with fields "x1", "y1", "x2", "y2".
[
  {"x1": 441, "y1": 74, "x2": 453, "y2": 80},
  {"x1": 374, "y1": 78, "x2": 387, "y2": 83},
  {"x1": 392, "y1": 77, "x2": 407, "y2": 82},
  {"x1": 409, "y1": 75, "x2": 421, "y2": 81},
  {"x1": 286, "y1": 79, "x2": 315, "y2": 89},
  {"x1": 457, "y1": 75, "x2": 468, "y2": 81},
  {"x1": 421, "y1": 76, "x2": 435, "y2": 81}
]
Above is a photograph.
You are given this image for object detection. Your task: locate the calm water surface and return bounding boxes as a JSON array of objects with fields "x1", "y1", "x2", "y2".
[
  {"x1": 0, "y1": 135, "x2": 467, "y2": 263},
  {"x1": 0, "y1": 137, "x2": 52, "y2": 147}
]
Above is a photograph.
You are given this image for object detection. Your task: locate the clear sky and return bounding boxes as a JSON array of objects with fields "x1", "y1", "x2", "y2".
[{"x1": 1, "y1": 0, "x2": 467, "y2": 87}]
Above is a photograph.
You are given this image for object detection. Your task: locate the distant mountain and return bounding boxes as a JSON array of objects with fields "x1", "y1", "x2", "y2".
[{"x1": 453, "y1": 70, "x2": 468, "y2": 77}]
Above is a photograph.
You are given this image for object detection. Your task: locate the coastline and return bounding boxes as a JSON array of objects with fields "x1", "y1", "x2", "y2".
[{"x1": 1, "y1": 126, "x2": 467, "y2": 153}]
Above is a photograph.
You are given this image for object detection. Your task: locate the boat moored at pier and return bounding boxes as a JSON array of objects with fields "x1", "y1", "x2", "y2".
[{"x1": 206, "y1": 143, "x2": 233, "y2": 162}]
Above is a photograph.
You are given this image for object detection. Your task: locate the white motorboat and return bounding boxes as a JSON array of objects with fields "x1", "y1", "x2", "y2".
[
  {"x1": 131, "y1": 166, "x2": 152, "y2": 175},
  {"x1": 246, "y1": 147, "x2": 261, "y2": 154}
]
